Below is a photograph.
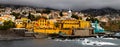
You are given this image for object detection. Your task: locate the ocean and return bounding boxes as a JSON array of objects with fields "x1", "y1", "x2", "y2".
[{"x1": 0, "y1": 38, "x2": 119, "y2": 47}]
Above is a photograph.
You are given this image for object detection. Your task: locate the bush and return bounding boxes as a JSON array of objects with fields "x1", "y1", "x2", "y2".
[
  {"x1": 28, "y1": 13, "x2": 35, "y2": 21},
  {"x1": 71, "y1": 14, "x2": 79, "y2": 19},
  {"x1": 10, "y1": 12, "x2": 20, "y2": 19},
  {"x1": 54, "y1": 22, "x2": 59, "y2": 28},
  {"x1": 0, "y1": 21, "x2": 15, "y2": 30},
  {"x1": 59, "y1": 12, "x2": 63, "y2": 17}
]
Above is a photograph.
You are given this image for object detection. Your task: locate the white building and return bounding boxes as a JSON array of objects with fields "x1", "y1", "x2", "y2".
[{"x1": 68, "y1": 8, "x2": 72, "y2": 18}]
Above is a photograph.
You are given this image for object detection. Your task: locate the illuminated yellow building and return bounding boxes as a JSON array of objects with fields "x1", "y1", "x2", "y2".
[
  {"x1": 35, "y1": 18, "x2": 48, "y2": 28},
  {"x1": 33, "y1": 18, "x2": 60, "y2": 34},
  {"x1": 34, "y1": 28, "x2": 72, "y2": 35},
  {"x1": 58, "y1": 20, "x2": 79, "y2": 28},
  {"x1": 58, "y1": 19, "x2": 90, "y2": 29},
  {"x1": 15, "y1": 18, "x2": 31, "y2": 28},
  {"x1": 15, "y1": 19, "x2": 24, "y2": 28},
  {"x1": 79, "y1": 20, "x2": 91, "y2": 29},
  {"x1": 15, "y1": 17, "x2": 91, "y2": 35},
  {"x1": 34, "y1": 19, "x2": 91, "y2": 35},
  {"x1": 34, "y1": 18, "x2": 57, "y2": 28}
]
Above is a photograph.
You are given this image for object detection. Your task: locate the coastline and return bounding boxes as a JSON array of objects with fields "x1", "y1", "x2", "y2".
[
  {"x1": 0, "y1": 29, "x2": 119, "y2": 41},
  {"x1": 0, "y1": 30, "x2": 35, "y2": 41},
  {"x1": 0, "y1": 37, "x2": 34, "y2": 41}
]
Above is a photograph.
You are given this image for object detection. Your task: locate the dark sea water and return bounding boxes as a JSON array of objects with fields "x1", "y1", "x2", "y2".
[{"x1": 0, "y1": 38, "x2": 119, "y2": 47}]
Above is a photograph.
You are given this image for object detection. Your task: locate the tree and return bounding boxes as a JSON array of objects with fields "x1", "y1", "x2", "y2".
[
  {"x1": 28, "y1": 13, "x2": 35, "y2": 21},
  {"x1": 94, "y1": 18, "x2": 99, "y2": 23},
  {"x1": 89, "y1": 17, "x2": 99, "y2": 23},
  {"x1": 0, "y1": 20, "x2": 15, "y2": 30},
  {"x1": 22, "y1": 12, "x2": 27, "y2": 14},
  {"x1": 36, "y1": 11, "x2": 41, "y2": 13},
  {"x1": 10, "y1": 12, "x2": 20, "y2": 19},
  {"x1": 59, "y1": 12, "x2": 63, "y2": 17},
  {"x1": 42, "y1": 9, "x2": 51, "y2": 14},
  {"x1": 86, "y1": 17, "x2": 91, "y2": 21},
  {"x1": 71, "y1": 14, "x2": 79, "y2": 19},
  {"x1": 54, "y1": 22, "x2": 59, "y2": 28}
]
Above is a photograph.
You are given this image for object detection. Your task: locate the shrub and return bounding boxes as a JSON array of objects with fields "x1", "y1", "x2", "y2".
[{"x1": 0, "y1": 20, "x2": 15, "y2": 30}]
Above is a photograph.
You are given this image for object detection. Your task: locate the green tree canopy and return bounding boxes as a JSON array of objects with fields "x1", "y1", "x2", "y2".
[
  {"x1": 42, "y1": 9, "x2": 51, "y2": 14},
  {"x1": 28, "y1": 13, "x2": 35, "y2": 21},
  {"x1": 71, "y1": 14, "x2": 79, "y2": 19},
  {"x1": 59, "y1": 12, "x2": 63, "y2": 17},
  {"x1": 54, "y1": 22, "x2": 59, "y2": 28},
  {"x1": 88, "y1": 17, "x2": 99, "y2": 23},
  {"x1": 0, "y1": 20, "x2": 15, "y2": 30},
  {"x1": 10, "y1": 12, "x2": 20, "y2": 19}
]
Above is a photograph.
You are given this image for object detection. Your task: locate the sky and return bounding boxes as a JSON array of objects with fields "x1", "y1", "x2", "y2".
[{"x1": 0, "y1": 0, "x2": 120, "y2": 10}]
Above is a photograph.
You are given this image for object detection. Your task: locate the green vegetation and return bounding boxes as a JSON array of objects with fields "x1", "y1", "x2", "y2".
[
  {"x1": 54, "y1": 22, "x2": 59, "y2": 28},
  {"x1": 10, "y1": 12, "x2": 21, "y2": 19},
  {"x1": 59, "y1": 12, "x2": 63, "y2": 17},
  {"x1": 0, "y1": 20, "x2": 15, "y2": 30},
  {"x1": 36, "y1": 10, "x2": 41, "y2": 13},
  {"x1": 28, "y1": 13, "x2": 47, "y2": 21},
  {"x1": 28, "y1": 13, "x2": 35, "y2": 21},
  {"x1": 86, "y1": 17, "x2": 99, "y2": 23},
  {"x1": 22, "y1": 12, "x2": 27, "y2": 14},
  {"x1": 39, "y1": 9, "x2": 51, "y2": 14},
  {"x1": 71, "y1": 14, "x2": 79, "y2": 19},
  {"x1": 42, "y1": 9, "x2": 51, "y2": 14},
  {"x1": 36, "y1": 9, "x2": 51, "y2": 14}
]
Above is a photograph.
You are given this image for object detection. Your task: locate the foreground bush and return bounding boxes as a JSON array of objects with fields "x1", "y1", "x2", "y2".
[{"x1": 0, "y1": 21, "x2": 15, "y2": 30}]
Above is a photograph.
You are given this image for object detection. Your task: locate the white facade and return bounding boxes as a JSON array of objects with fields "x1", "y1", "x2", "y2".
[{"x1": 68, "y1": 9, "x2": 72, "y2": 18}]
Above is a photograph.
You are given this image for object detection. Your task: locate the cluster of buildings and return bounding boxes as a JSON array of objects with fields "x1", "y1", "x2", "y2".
[
  {"x1": 22, "y1": 9, "x2": 91, "y2": 36},
  {"x1": 1, "y1": 7, "x2": 119, "y2": 36}
]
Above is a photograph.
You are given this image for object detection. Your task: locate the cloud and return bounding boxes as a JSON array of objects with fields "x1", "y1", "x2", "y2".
[{"x1": 0, "y1": 0, "x2": 120, "y2": 10}]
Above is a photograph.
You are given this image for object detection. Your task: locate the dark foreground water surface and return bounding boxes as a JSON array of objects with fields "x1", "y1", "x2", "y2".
[{"x1": 0, "y1": 38, "x2": 120, "y2": 47}]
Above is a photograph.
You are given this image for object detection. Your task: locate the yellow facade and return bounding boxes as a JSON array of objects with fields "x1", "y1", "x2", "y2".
[
  {"x1": 26, "y1": 22, "x2": 34, "y2": 29},
  {"x1": 33, "y1": 18, "x2": 59, "y2": 34},
  {"x1": 63, "y1": 24, "x2": 79, "y2": 28},
  {"x1": 34, "y1": 28, "x2": 72, "y2": 35},
  {"x1": 15, "y1": 19, "x2": 24, "y2": 28},
  {"x1": 15, "y1": 17, "x2": 91, "y2": 35},
  {"x1": 36, "y1": 19, "x2": 48, "y2": 28},
  {"x1": 58, "y1": 20, "x2": 90, "y2": 29},
  {"x1": 35, "y1": 18, "x2": 55, "y2": 28},
  {"x1": 15, "y1": 18, "x2": 31, "y2": 28},
  {"x1": 34, "y1": 28, "x2": 59, "y2": 34},
  {"x1": 79, "y1": 21, "x2": 90, "y2": 29},
  {"x1": 48, "y1": 20, "x2": 55, "y2": 28},
  {"x1": 32, "y1": 19, "x2": 90, "y2": 35},
  {"x1": 16, "y1": 24, "x2": 24, "y2": 28}
]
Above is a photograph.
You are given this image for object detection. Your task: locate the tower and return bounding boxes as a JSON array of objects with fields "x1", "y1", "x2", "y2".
[{"x1": 68, "y1": 8, "x2": 72, "y2": 18}]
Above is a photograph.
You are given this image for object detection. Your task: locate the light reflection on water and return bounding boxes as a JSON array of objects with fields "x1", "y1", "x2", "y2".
[{"x1": 0, "y1": 38, "x2": 119, "y2": 47}]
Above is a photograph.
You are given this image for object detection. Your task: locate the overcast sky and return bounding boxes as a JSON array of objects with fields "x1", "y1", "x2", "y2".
[{"x1": 0, "y1": 0, "x2": 120, "y2": 10}]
